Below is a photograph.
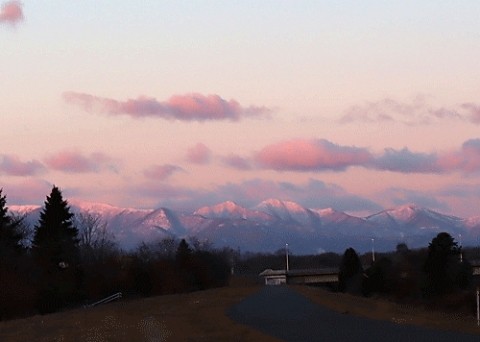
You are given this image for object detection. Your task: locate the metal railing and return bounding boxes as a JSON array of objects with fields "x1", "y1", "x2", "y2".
[{"x1": 86, "y1": 292, "x2": 122, "y2": 308}]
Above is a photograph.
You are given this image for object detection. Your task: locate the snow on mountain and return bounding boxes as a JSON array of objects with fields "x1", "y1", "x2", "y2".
[
  {"x1": 194, "y1": 201, "x2": 272, "y2": 221},
  {"x1": 195, "y1": 201, "x2": 245, "y2": 219},
  {"x1": 366, "y1": 204, "x2": 464, "y2": 232},
  {"x1": 463, "y1": 216, "x2": 480, "y2": 230},
  {"x1": 255, "y1": 199, "x2": 319, "y2": 226},
  {"x1": 8, "y1": 205, "x2": 41, "y2": 215},
  {"x1": 8, "y1": 199, "x2": 480, "y2": 254},
  {"x1": 316, "y1": 208, "x2": 357, "y2": 224}
]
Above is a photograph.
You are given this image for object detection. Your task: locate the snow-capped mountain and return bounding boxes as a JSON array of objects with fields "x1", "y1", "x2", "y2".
[
  {"x1": 194, "y1": 201, "x2": 272, "y2": 221},
  {"x1": 255, "y1": 199, "x2": 319, "y2": 226},
  {"x1": 9, "y1": 200, "x2": 480, "y2": 254}
]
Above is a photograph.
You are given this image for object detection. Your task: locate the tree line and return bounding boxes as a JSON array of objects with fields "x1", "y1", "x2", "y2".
[
  {"x1": 0, "y1": 186, "x2": 231, "y2": 321},
  {"x1": 338, "y1": 235, "x2": 479, "y2": 314},
  {"x1": 2, "y1": 185, "x2": 479, "y2": 320}
]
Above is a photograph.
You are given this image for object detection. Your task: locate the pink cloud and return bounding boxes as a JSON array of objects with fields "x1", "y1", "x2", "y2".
[
  {"x1": 3, "y1": 178, "x2": 52, "y2": 205},
  {"x1": 63, "y1": 92, "x2": 269, "y2": 121},
  {"x1": 255, "y1": 139, "x2": 373, "y2": 171},
  {"x1": 186, "y1": 143, "x2": 211, "y2": 164},
  {"x1": 143, "y1": 164, "x2": 183, "y2": 180},
  {"x1": 461, "y1": 103, "x2": 480, "y2": 124},
  {"x1": 221, "y1": 154, "x2": 252, "y2": 170},
  {"x1": 44, "y1": 151, "x2": 111, "y2": 173},
  {"x1": 0, "y1": 1, "x2": 23, "y2": 26},
  {"x1": 0, "y1": 154, "x2": 44, "y2": 176},
  {"x1": 438, "y1": 139, "x2": 480, "y2": 173}
]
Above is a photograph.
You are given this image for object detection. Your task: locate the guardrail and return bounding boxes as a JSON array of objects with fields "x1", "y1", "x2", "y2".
[{"x1": 86, "y1": 292, "x2": 122, "y2": 308}]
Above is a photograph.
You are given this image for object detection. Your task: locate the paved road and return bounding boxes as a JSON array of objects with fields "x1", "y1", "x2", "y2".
[{"x1": 227, "y1": 286, "x2": 479, "y2": 342}]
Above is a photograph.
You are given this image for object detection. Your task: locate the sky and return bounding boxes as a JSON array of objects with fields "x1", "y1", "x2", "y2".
[{"x1": 1, "y1": 1, "x2": 480, "y2": 217}]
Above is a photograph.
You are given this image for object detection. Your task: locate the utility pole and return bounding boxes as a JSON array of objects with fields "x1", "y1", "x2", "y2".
[
  {"x1": 371, "y1": 238, "x2": 375, "y2": 263},
  {"x1": 285, "y1": 243, "x2": 289, "y2": 272},
  {"x1": 459, "y1": 234, "x2": 463, "y2": 263}
]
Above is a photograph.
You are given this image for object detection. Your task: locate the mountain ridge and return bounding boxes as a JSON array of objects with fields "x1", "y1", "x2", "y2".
[{"x1": 9, "y1": 199, "x2": 480, "y2": 254}]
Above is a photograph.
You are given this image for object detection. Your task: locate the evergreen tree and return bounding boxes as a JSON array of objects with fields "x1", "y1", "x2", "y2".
[
  {"x1": 32, "y1": 186, "x2": 82, "y2": 313},
  {"x1": 423, "y1": 232, "x2": 469, "y2": 297},
  {"x1": 33, "y1": 186, "x2": 79, "y2": 267},
  {"x1": 338, "y1": 247, "x2": 363, "y2": 293},
  {"x1": 176, "y1": 239, "x2": 193, "y2": 267},
  {"x1": 0, "y1": 189, "x2": 24, "y2": 261}
]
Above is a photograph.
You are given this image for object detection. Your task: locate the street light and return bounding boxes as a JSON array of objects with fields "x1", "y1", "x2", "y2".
[{"x1": 285, "y1": 243, "x2": 289, "y2": 272}]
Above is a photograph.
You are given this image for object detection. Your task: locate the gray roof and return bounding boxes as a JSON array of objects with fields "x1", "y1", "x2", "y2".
[{"x1": 259, "y1": 268, "x2": 339, "y2": 277}]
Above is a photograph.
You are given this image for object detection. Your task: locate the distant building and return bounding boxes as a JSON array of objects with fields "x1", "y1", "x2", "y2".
[
  {"x1": 259, "y1": 268, "x2": 339, "y2": 286},
  {"x1": 259, "y1": 269, "x2": 287, "y2": 285}
]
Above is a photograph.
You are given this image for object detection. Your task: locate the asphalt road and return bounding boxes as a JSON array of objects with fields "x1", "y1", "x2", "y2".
[{"x1": 227, "y1": 286, "x2": 479, "y2": 342}]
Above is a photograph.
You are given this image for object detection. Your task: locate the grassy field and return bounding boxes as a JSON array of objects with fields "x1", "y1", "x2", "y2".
[
  {"x1": 295, "y1": 285, "x2": 480, "y2": 336},
  {"x1": 0, "y1": 277, "x2": 279, "y2": 342},
  {"x1": 1, "y1": 278, "x2": 479, "y2": 341}
]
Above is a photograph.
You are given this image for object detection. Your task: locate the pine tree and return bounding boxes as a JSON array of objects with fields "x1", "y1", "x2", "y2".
[
  {"x1": 338, "y1": 247, "x2": 363, "y2": 293},
  {"x1": 33, "y1": 186, "x2": 79, "y2": 267},
  {"x1": 32, "y1": 186, "x2": 82, "y2": 313},
  {"x1": 0, "y1": 189, "x2": 24, "y2": 261},
  {"x1": 423, "y1": 232, "x2": 470, "y2": 296}
]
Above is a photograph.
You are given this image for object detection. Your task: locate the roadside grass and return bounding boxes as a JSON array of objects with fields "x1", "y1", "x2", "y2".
[
  {"x1": 293, "y1": 285, "x2": 480, "y2": 336},
  {"x1": 0, "y1": 277, "x2": 279, "y2": 342},
  {"x1": 2, "y1": 277, "x2": 479, "y2": 341}
]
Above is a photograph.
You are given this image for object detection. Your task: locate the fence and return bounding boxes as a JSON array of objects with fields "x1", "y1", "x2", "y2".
[{"x1": 86, "y1": 292, "x2": 122, "y2": 308}]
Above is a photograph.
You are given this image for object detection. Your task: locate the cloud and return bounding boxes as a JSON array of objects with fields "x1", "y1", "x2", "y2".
[
  {"x1": 3, "y1": 178, "x2": 52, "y2": 205},
  {"x1": 186, "y1": 143, "x2": 211, "y2": 164},
  {"x1": 340, "y1": 96, "x2": 466, "y2": 125},
  {"x1": 0, "y1": 154, "x2": 44, "y2": 176},
  {"x1": 0, "y1": 1, "x2": 23, "y2": 26},
  {"x1": 253, "y1": 138, "x2": 480, "y2": 175},
  {"x1": 372, "y1": 140, "x2": 480, "y2": 174},
  {"x1": 255, "y1": 139, "x2": 373, "y2": 172},
  {"x1": 130, "y1": 178, "x2": 381, "y2": 213},
  {"x1": 461, "y1": 103, "x2": 480, "y2": 124},
  {"x1": 221, "y1": 154, "x2": 252, "y2": 170},
  {"x1": 44, "y1": 150, "x2": 112, "y2": 173},
  {"x1": 437, "y1": 183, "x2": 480, "y2": 199},
  {"x1": 143, "y1": 164, "x2": 183, "y2": 180},
  {"x1": 437, "y1": 139, "x2": 480, "y2": 173},
  {"x1": 373, "y1": 148, "x2": 439, "y2": 173},
  {"x1": 63, "y1": 92, "x2": 269, "y2": 122},
  {"x1": 381, "y1": 187, "x2": 450, "y2": 212}
]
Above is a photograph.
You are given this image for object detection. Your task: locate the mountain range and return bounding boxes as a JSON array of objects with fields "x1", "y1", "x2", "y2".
[{"x1": 10, "y1": 199, "x2": 480, "y2": 254}]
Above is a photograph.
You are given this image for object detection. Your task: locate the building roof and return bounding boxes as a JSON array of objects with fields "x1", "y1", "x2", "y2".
[{"x1": 259, "y1": 267, "x2": 339, "y2": 277}]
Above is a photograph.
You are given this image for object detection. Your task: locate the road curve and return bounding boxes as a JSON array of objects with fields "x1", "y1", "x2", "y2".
[{"x1": 227, "y1": 286, "x2": 479, "y2": 342}]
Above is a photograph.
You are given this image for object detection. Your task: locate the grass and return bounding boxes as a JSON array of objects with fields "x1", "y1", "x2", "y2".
[
  {"x1": 294, "y1": 285, "x2": 480, "y2": 336},
  {"x1": 1, "y1": 277, "x2": 479, "y2": 341},
  {"x1": 0, "y1": 277, "x2": 279, "y2": 341}
]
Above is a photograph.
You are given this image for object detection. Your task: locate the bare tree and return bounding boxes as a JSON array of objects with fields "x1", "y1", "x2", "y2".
[
  {"x1": 75, "y1": 211, "x2": 116, "y2": 262},
  {"x1": 155, "y1": 238, "x2": 178, "y2": 260}
]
